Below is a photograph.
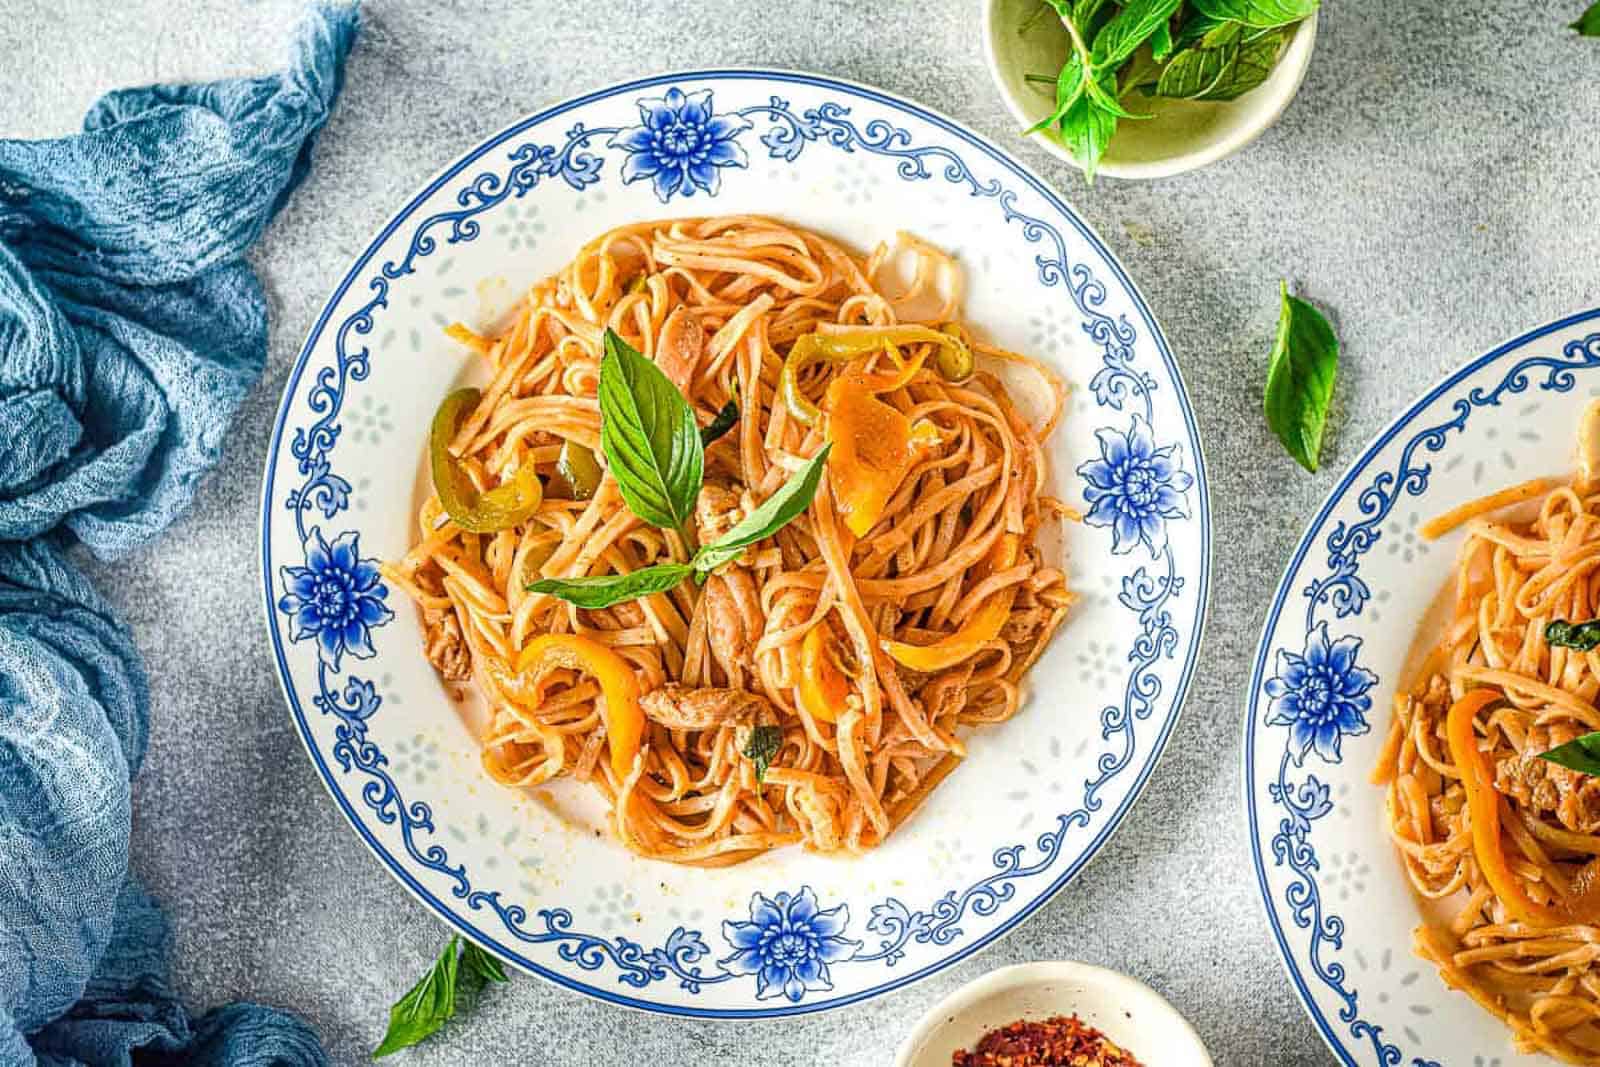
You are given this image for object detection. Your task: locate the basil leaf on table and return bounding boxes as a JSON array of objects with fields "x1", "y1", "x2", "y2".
[
  {"x1": 1089, "y1": 0, "x2": 1183, "y2": 68},
  {"x1": 1574, "y1": 2, "x2": 1600, "y2": 35},
  {"x1": 1539, "y1": 731, "x2": 1600, "y2": 777},
  {"x1": 692, "y1": 447, "x2": 831, "y2": 576},
  {"x1": 527, "y1": 563, "x2": 694, "y2": 608},
  {"x1": 1191, "y1": 0, "x2": 1318, "y2": 28},
  {"x1": 743, "y1": 724, "x2": 783, "y2": 782},
  {"x1": 598, "y1": 328, "x2": 703, "y2": 531},
  {"x1": 373, "y1": 938, "x2": 460, "y2": 1059},
  {"x1": 373, "y1": 937, "x2": 512, "y2": 1059},
  {"x1": 1546, "y1": 619, "x2": 1600, "y2": 651},
  {"x1": 1263, "y1": 281, "x2": 1340, "y2": 473},
  {"x1": 460, "y1": 941, "x2": 510, "y2": 985},
  {"x1": 700, "y1": 398, "x2": 740, "y2": 447}
]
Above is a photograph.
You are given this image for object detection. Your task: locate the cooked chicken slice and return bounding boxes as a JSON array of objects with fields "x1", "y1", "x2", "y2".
[
  {"x1": 639, "y1": 684, "x2": 772, "y2": 730},
  {"x1": 422, "y1": 604, "x2": 472, "y2": 681},
  {"x1": 1497, "y1": 722, "x2": 1600, "y2": 834},
  {"x1": 696, "y1": 480, "x2": 747, "y2": 546}
]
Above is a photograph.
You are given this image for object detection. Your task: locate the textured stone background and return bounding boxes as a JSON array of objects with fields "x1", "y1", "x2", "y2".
[{"x1": 5, "y1": 1, "x2": 1598, "y2": 1063}]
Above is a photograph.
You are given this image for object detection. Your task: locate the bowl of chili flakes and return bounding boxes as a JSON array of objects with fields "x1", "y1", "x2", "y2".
[{"x1": 894, "y1": 961, "x2": 1212, "y2": 1067}]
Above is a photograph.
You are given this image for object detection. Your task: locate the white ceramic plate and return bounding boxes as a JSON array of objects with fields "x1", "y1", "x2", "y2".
[
  {"x1": 1247, "y1": 309, "x2": 1600, "y2": 1063},
  {"x1": 260, "y1": 70, "x2": 1211, "y2": 1016}
]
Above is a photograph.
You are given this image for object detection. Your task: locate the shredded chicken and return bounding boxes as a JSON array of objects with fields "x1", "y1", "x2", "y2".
[
  {"x1": 920, "y1": 664, "x2": 974, "y2": 723},
  {"x1": 1497, "y1": 722, "x2": 1600, "y2": 834},
  {"x1": 422, "y1": 605, "x2": 472, "y2": 681},
  {"x1": 697, "y1": 480, "x2": 748, "y2": 544},
  {"x1": 639, "y1": 683, "x2": 772, "y2": 730}
]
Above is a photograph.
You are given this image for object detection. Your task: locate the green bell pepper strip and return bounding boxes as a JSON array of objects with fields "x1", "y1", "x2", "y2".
[{"x1": 429, "y1": 387, "x2": 543, "y2": 533}]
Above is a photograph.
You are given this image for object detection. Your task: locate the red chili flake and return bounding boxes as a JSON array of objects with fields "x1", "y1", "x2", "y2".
[{"x1": 951, "y1": 1014, "x2": 1145, "y2": 1067}]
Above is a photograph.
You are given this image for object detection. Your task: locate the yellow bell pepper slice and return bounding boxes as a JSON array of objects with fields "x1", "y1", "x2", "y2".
[
  {"x1": 884, "y1": 536, "x2": 1018, "y2": 672},
  {"x1": 516, "y1": 634, "x2": 643, "y2": 779},
  {"x1": 822, "y1": 373, "x2": 938, "y2": 538},
  {"x1": 796, "y1": 625, "x2": 851, "y2": 724}
]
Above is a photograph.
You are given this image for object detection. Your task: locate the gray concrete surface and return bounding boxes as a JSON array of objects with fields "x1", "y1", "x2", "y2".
[{"x1": 5, "y1": 0, "x2": 1597, "y2": 1063}]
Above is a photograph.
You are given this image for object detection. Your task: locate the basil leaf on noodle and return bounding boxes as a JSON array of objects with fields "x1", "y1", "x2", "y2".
[
  {"x1": 598, "y1": 328, "x2": 703, "y2": 531},
  {"x1": 1546, "y1": 618, "x2": 1600, "y2": 651},
  {"x1": 1538, "y1": 731, "x2": 1600, "y2": 777},
  {"x1": 743, "y1": 724, "x2": 783, "y2": 782},
  {"x1": 700, "y1": 398, "x2": 740, "y2": 447},
  {"x1": 526, "y1": 564, "x2": 693, "y2": 608},
  {"x1": 1577, "y1": 3, "x2": 1600, "y2": 35},
  {"x1": 692, "y1": 446, "x2": 831, "y2": 577},
  {"x1": 1263, "y1": 281, "x2": 1340, "y2": 473}
]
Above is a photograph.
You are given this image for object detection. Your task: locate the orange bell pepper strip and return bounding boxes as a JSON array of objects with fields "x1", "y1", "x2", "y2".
[
  {"x1": 1446, "y1": 688, "x2": 1578, "y2": 927},
  {"x1": 823, "y1": 372, "x2": 940, "y2": 537},
  {"x1": 796, "y1": 625, "x2": 851, "y2": 724},
  {"x1": 516, "y1": 634, "x2": 643, "y2": 779},
  {"x1": 883, "y1": 535, "x2": 1019, "y2": 672}
]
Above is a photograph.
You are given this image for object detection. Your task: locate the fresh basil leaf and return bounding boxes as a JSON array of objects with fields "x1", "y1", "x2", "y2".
[
  {"x1": 1151, "y1": 19, "x2": 1176, "y2": 59},
  {"x1": 1263, "y1": 282, "x2": 1339, "y2": 473},
  {"x1": 743, "y1": 724, "x2": 783, "y2": 782},
  {"x1": 1538, "y1": 731, "x2": 1600, "y2": 776},
  {"x1": 1091, "y1": 0, "x2": 1183, "y2": 67},
  {"x1": 598, "y1": 328, "x2": 703, "y2": 531},
  {"x1": 1191, "y1": 0, "x2": 1317, "y2": 28},
  {"x1": 1546, "y1": 619, "x2": 1600, "y2": 651},
  {"x1": 1574, "y1": 2, "x2": 1600, "y2": 35},
  {"x1": 1025, "y1": 53, "x2": 1087, "y2": 135},
  {"x1": 460, "y1": 941, "x2": 510, "y2": 985},
  {"x1": 1056, "y1": 83, "x2": 1120, "y2": 181},
  {"x1": 692, "y1": 447, "x2": 831, "y2": 576},
  {"x1": 700, "y1": 399, "x2": 740, "y2": 447},
  {"x1": 373, "y1": 937, "x2": 462, "y2": 1059},
  {"x1": 1173, "y1": 9, "x2": 1223, "y2": 45},
  {"x1": 527, "y1": 563, "x2": 692, "y2": 608},
  {"x1": 1154, "y1": 26, "x2": 1282, "y2": 100}
]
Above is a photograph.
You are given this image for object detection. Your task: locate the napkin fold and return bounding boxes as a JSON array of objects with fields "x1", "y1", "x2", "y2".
[{"x1": 0, "y1": 6, "x2": 359, "y2": 1066}]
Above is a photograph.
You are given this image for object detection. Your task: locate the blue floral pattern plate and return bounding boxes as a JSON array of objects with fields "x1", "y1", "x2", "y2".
[
  {"x1": 1246, "y1": 309, "x2": 1600, "y2": 1064},
  {"x1": 260, "y1": 70, "x2": 1211, "y2": 1016}
]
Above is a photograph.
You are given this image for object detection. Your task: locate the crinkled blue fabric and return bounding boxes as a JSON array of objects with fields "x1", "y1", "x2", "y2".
[{"x1": 0, "y1": 6, "x2": 359, "y2": 1067}]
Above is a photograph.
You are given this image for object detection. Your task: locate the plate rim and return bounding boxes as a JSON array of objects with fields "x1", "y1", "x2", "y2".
[
  {"x1": 1242, "y1": 305, "x2": 1600, "y2": 1064},
  {"x1": 257, "y1": 66, "x2": 1215, "y2": 1017}
]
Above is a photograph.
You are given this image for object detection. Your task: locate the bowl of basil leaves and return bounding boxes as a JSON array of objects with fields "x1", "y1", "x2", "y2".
[{"x1": 982, "y1": 0, "x2": 1319, "y2": 181}]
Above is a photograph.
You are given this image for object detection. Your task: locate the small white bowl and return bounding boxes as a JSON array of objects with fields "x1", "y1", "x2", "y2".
[
  {"x1": 980, "y1": 0, "x2": 1318, "y2": 179},
  {"x1": 894, "y1": 961, "x2": 1212, "y2": 1067}
]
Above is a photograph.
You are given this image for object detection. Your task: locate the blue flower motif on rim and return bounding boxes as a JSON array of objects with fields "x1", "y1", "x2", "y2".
[
  {"x1": 1077, "y1": 415, "x2": 1194, "y2": 557},
  {"x1": 1265, "y1": 621, "x2": 1376, "y2": 765},
  {"x1": 278, "y1": 526, "x2": 393, "y2": 671},
  {"x1": 719, "y1": 887, "x2": 861, "y2": 1002},
  {"x1": 608, "y1": 88, "x2": 751, "y2": 202}
]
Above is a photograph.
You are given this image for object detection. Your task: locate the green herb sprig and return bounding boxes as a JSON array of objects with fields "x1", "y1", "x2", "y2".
[
  {"x1": 373, "y1": 937, "x2": 509, "y2": 1059},
  {"x1": 1263, "y1": 281, "x2": 1340, "y2": 473},
  {"x1": 1020, "y1": 0, "x2": 1318, "y2": 179},
  {"x1": 1539, "y1": 731, "x2": 1600, "y2": 776},
  {"x1": 1545, "y1": 618, "x2": 1600, "y2": 652},
  {"x1": 743, "y1": 724, "x2": 784, "y2": 782},
  {"x1": 1573, "y1": 2, "x2": 1600, "y2": 35},
  {"x1": 525, "y1": 329, "x2": 830, "y2": 609}
]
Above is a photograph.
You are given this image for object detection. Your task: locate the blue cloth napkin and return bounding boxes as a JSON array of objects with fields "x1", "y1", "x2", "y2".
[{"x1": 0, "y1": 6, "x2": 359, "y2": 1066}]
